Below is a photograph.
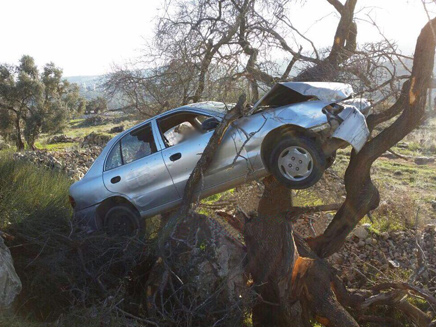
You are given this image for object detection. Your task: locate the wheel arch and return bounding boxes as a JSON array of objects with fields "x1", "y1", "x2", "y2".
[
  {"x1": 96, "y1": 196, "x2": 140, "y2": 228},
  {"x1": 260, "y1": 124, "x2": 321, "y2": 171}
]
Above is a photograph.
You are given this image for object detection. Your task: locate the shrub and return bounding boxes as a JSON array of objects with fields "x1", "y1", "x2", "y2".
[{"x1": 0, "y1": 154, "x2": 152, "y2": 321}]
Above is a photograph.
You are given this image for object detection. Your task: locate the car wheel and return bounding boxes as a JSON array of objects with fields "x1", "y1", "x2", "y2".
[
  {"x1": 269, "y1": 135, "x2": 326, "y2": 189},
  {"x1": 105, "y1": 204, "x2": 144, "y2": 236}
]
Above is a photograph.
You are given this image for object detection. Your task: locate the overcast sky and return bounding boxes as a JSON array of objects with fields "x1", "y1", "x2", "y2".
[{"x1": 0, "y1": 0, "x2": 434, "y2": 77}]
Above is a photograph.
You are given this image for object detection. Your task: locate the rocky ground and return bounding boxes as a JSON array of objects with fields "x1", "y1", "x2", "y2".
[
  {"x1": 334, "y1": 223, "x2": 436, "y2": 290},
  {"x1": 13, "y1": 146, "x2": 102, "y2": 180},
  {"x1": 11, "y1": 131, "x2": 111, "y2": 180},
  {"x1": 6, "y1": 116, "x2": 436, "y2": 297}
]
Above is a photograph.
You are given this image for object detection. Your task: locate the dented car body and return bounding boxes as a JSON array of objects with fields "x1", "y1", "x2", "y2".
[{"x1": 69, "y1": 82, "x2": 370, "y2": 233}]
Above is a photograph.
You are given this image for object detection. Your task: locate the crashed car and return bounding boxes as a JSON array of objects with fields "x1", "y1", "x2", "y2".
[{"x1": 69, "y1": 82, "x2": 370, "y2": 234}]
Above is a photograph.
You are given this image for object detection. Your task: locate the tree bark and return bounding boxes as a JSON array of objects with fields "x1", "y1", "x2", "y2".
[
  {"x1": 154, "y1": 15, "x2": 436, "y2": 327},
  {"x1": 15, "y1": 116, "x2": 24, "y2": 151},
  {"x1": 307, "y1": 17, "x2": 436, "y2": 258},
  {"x1": 295, "y1": 0, "x2": 357, "y2": 82},
  {"x1": 245, "y1": 13, "x2": 436, "y2": 327},
  {"x1": 244, "y1": 176, "x2": 301, "y2": 326}
]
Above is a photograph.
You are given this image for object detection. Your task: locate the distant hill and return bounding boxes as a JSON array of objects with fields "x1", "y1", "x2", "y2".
[
  {"x1": 65, "y1": 75, "x2": 104, "y2": 100},
  {"x1": 65, "y1": 75, "x2": 127, "y2": 110}
]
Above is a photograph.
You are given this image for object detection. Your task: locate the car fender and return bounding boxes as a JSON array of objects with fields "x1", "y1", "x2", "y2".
[{"x1": 332, "y1": 106, "x2": 370, "y2": 152}]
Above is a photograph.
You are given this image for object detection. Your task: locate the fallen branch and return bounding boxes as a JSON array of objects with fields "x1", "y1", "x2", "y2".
[
  {"x1": 286, "y1": 203, "x2": 342, "y2": 222},
  {"x1": 387, "y1": 148, "x2": 409, "y2": 160},
  {"x1": 372, "y1": 282, "x2": 436, "y2": 307}
]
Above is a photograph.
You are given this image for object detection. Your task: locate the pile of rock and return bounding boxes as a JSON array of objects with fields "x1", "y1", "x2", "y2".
[
  {"x1": 13, "y1": 146, "x2": 102, "y2": 180},
  {"x1": 331, "y1": 223, "x2": 436, "y2": 289},
  {"x1": 81, "y1": 132, "x2": 111, "y2": 148},
  {"x1": 82, "y1": 115, "x2": 106, "y2": 126},
  {"x1": 47, "y1": 135, "x2": 80, "y2": 144}
]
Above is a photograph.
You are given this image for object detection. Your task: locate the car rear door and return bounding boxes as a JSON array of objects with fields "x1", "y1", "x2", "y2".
[{"x1": 102, "y1": 122, "x2": 179, "y2": 214}]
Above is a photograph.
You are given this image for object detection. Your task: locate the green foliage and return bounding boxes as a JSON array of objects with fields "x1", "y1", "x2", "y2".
[
  {"x1": 0, "y1": 154, "x2": 153, "y2": 321},
  {"x1": 85, "y1": 96, "x2": 107, "y2": 114},
  {"x1": 0, "y1": 153, "x2": 72, "y2": 228},
  {"x1": 0, "y1": 55, "x2": 85, "y2": 150}
]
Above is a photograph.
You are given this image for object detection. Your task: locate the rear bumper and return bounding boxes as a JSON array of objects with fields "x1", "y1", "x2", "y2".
[{"x1": 73, "y1": 204, "x2": 99, "y2": 232}]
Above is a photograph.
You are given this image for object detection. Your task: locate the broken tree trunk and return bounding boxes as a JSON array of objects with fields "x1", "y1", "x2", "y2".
[
  {"x1": 153, "y1": 17, "x2": 436, "y2": 327},
  {"x1": 245, "y1": 15, "x2": 436, "y2": 327},
  {"x1": 243, "y1": 176, "x2": 301, "y2": 326},
  {"x1": 307, "y1": 17, "x2": 436, "y2": 258},
  {"x1": 244, "y1": 177, "x2": 359, "y2": 327},
  {"x1": 158, "y1": 94, "x2": 247, "y2": 251}
]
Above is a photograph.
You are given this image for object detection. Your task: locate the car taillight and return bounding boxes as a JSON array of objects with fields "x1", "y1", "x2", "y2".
[{"x1": 69, "y1": 195, "x2": 76, "y2": 208}]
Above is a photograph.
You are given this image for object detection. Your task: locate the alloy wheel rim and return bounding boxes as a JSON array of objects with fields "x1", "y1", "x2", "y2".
[{"x1": 277, "y1": 146, "x2": 313, "y2": 181}]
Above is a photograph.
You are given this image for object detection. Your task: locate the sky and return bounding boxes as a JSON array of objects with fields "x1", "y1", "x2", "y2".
[{"x1": 0, "y1": 0, "x2": 434, "y2": 77}]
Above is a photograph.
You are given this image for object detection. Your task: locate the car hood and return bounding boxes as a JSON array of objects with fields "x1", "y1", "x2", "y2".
[{"x1": 253, "y1": 82, "x2": 353, "y2": 110}]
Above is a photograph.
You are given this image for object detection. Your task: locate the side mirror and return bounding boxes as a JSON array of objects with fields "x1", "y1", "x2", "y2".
[{"x1": 201, "y1": 117, "x2": 220, "y2": 131}]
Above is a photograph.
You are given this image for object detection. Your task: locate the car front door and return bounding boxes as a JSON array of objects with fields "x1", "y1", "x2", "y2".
[
  {"x1": 102, "y1": 122, "x2": 180, "y2": 214},
  {"x1": 157, "y1": 110, "x2": 248, "y2": 197}
]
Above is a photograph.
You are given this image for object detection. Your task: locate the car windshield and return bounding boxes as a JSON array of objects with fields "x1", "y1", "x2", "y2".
[{"x1": 185, "y1": 101, "x2": 231, "y2": 113}]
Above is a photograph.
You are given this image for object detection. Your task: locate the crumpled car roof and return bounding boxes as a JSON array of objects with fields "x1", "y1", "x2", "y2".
[{"x1": 253, "y1": 82, "x2": 354, "y2": 110}]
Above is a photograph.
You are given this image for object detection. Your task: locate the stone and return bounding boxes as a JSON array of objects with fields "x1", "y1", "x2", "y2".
[
  {"x1": 388, "y1": 260, "x2": 400, "y2": 268},
  {"x1": 353, "y1": 225, "x2": 369, "y2": 240},
  {"x1": 81, "y1": 132, "x2": 111, "y2": 148},
  {"x1": 47, "y1": 134, "x2": 77, "y2": 144},
  {"x1": 381, "y1": 152, "x2": 397, "y2": 159},
  {"x1": 109, "y1": 125, "x2": 124, "y2": 133},
  {"x1": 397, "y1": 142, "x2": 409, "y2": 149},
  {"x1": 415, "y1": 156, "x2": 435, "y2": 165},
  {"x1": 357, "y1": 240, "x2": 365, "y2": 248},
  {"x1": 381, "y1": 232, "x2": 389, "y2": 240},
  {"x1": 0, "y1": 237, "x2": 21, "y2": 307},
  {"x1": 13, "y1": 146, "x2": 102, "y2": 181},
  {"x1": 331, "y1": 253, "x2": 344, "y2": 265}
]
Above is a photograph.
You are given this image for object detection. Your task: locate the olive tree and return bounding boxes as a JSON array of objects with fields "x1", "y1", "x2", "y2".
[{"x1": 0, "y1": 56, "x2": 84, "y2": 150}]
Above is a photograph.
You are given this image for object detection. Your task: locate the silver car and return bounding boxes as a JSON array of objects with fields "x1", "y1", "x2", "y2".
[{"x1": 69, "y1": 82, "x2": 370, "y2": 234}]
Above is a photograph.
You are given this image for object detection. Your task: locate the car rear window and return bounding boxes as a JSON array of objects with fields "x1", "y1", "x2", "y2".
[{"x1": 105, "y1": 141, "x2": 122, "y2": 171}]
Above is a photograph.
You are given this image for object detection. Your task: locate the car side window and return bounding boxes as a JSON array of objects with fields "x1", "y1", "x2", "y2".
[
  {"x1": 158, "y1": 112, "x2": 213, "y2": 147},
  {"x1": 164, "y1": 121, "x2": 197, "y2": 146},
  {"x1": 121, "y1": 123, "x2": 157, "y2": 164},
  {"x1": 105, "y1": 141, "x2": 122, "y2": 171}
]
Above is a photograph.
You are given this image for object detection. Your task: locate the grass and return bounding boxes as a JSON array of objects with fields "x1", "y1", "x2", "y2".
[
  {"x1": 0, "y1": 153, "x2": 75, "y2": 321},
  {"x1": 0, "y1": 154, "x2": 155, "y2": 324},
  {"x1": 34, "y1": 141, "x2": 79, "y2": 151},
  {"x1": 0, "y1": 152, "x2": 72, "y2": 228}
]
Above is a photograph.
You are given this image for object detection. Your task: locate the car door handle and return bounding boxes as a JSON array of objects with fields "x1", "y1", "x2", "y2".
[
  {"x1": 169, "y1": 153, "x2": 182, "y2": 161},
  {"x1": 111, "y1": 176, "x2": 121, "y2": 184}
]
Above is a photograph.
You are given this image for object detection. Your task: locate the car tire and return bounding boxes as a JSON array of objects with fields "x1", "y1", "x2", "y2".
[
  {"x1": 105, "y1": 204, "x2": 144, "y2": 236},
  {"x1": 268, "y1": 135, "x2": 326, "y2": 189}
]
